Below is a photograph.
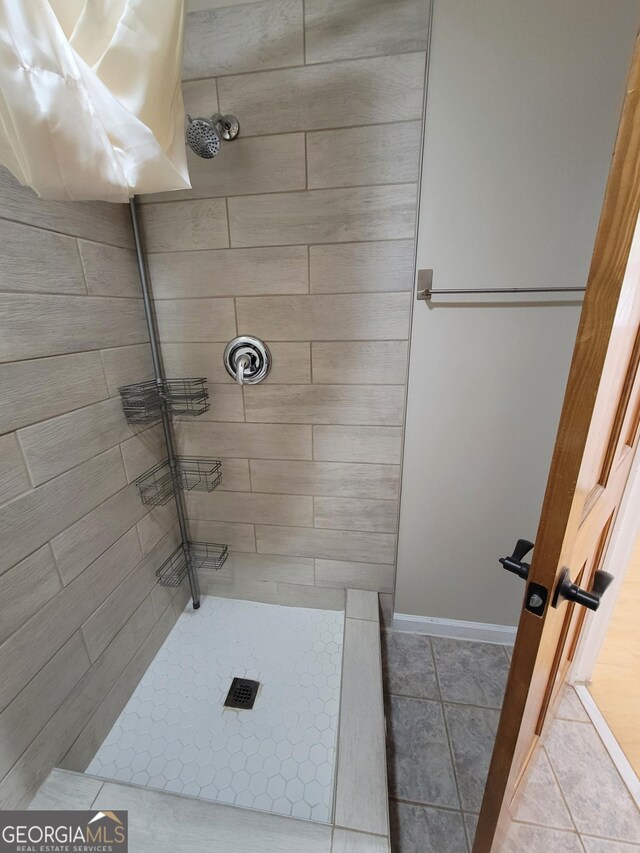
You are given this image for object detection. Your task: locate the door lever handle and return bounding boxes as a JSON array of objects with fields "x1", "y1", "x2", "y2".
[
  {"x1": 552, "y1": 568, "x2": 614, "y2": 611},
  {"x1": 499, "y1": 539, "x2": 534, "y2": 580}
]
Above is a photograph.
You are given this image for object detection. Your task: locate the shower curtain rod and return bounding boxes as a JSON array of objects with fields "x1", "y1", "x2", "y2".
[{"x1": 129, "y1": 196, "x2": 201, "y2": 609}]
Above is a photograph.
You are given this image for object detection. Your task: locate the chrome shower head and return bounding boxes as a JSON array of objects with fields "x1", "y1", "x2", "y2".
[
  {"x1": 186, "y1": 114, "x2": 240, "y2": 159},
  {"x1": 186, "y1": 116, "x2": 220, "y2": 159}
]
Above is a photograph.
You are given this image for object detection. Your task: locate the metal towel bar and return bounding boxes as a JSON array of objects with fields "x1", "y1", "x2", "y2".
[{"x1": 417, "y1": 269, "x2": 586, "y2": 302}]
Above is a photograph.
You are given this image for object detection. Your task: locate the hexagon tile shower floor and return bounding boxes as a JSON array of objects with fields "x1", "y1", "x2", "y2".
[{"x1": 86, "y1": 597, "x2": 344, "y2": 822}]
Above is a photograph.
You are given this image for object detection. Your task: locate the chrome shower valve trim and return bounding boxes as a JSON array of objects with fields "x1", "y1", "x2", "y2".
[{"x1": 224, "y1": 336, "x2": 271, "y2": 385}]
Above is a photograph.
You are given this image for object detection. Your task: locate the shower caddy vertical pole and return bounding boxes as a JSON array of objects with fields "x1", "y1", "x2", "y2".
[{"x1": 129, "y1": 196, "x2": 201, "y2": 609}]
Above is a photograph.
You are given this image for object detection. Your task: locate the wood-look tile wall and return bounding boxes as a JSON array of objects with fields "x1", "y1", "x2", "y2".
[
  {"x1": 0, "y1": 172, "x2": 185, "y2": 809},
  {"x1": 141, "y1": 0, "x2": 428, "y2": 608}
]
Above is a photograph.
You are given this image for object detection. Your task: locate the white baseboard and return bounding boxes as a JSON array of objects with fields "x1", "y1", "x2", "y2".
[
  {"x1": 574, "y1": 683, "x2": 640, "y2": 809},
  {"x1": 392, "y1": 612, "x2": 516, "y2": 645}
]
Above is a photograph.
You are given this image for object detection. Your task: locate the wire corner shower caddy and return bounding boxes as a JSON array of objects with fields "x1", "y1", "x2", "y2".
[
  {"x1": 125, "y1": 197, "x2": 229, "y2": 609},
  {"x1": 136, "y1": 457, "x2": 223, "y2": 507},
  {"x1": 156, "y1": 541, "x2": 229, "y2": 588},
  {"x1": 119, "y1": 377, "x2": 209, "y2": 424}
]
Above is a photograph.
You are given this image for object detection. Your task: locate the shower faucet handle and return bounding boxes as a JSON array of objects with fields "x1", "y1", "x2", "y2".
[{"x1": 235, "y1": 353, "x2": 250, "y2": 386}]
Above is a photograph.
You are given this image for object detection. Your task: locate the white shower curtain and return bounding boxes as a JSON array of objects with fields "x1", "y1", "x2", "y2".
[{"x1": 0, "y1": 0, "x2": 191, "y2": 202}]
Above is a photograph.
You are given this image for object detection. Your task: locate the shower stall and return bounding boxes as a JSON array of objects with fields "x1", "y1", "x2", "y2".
[
  {"x1": 0, "y1": 0, "x2": 429, "y2": 848},
  {"x1": 77, "y1": 195, "x2": 346, "y2": 825}
]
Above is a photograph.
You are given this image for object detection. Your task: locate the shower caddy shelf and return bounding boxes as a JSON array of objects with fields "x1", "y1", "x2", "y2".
[
  {"x1": 156, "y1": 541, "x2": 229, "y2": 588},
  {"x1": 136, "y1": 456, "x2": 223, "y2": 507},
  {"x1": 119, "y1": 377, "x2": 209, "y2": 425}
]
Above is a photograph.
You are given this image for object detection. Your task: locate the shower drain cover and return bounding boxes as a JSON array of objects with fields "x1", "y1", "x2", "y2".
[{"x1": 224, "y1": 677, "x2": 260, "y2": 709}]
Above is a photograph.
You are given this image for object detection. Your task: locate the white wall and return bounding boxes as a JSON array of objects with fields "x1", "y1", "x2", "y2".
[{"x1": 395, "y1": 0, "x2": 640, "y2": 626}]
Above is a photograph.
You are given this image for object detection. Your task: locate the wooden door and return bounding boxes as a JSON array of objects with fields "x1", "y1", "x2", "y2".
[{"x1": 474, "y1": 35, "x2": 640, "y2": 853}]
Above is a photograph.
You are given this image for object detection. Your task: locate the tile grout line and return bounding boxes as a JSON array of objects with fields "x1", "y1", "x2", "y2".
[
  {"x1": 429, "y1": 640, "x2": 467, "y2": 821},
  {"x1": 154, "y1": 117, "x2": 423, "y2": 142},
  {"x1": 385, "y1": 689, "x2": 503, "y2": 713},
  {"x1": 216, "y1": 457, "x2": 401, "y2": 469},
  {"x1": 301, "y1": 0, "x2": 307, "y2": 66},
  {"x1": 387, "y1": 792, "x2": 470, "y2": 815},
  {"x1": 143, "y1": 235, "x2": 415, "y2": 250},
  {"x1": 184, "y1": 49, "x2": 427, "y2": 83},
  {"x1": 426, "y1": 635, "x2": 442, "y2": 703},
  {"x1": 13, "y1": 430, "x2": 36, "y2": 489},
  {"x1": 332, "y1": 824, "x2": 389, "y2": 839},
  {"x1": 176, "y1": 382, "x2": 405, "y2": 394},
  {"x1": 77, "y1": 629, "x2": 94, "y2": 668},
  {"x1": 542, "y1": 743, "x2": 584, "y2": 839},
  {"x1": 44, "y1": 541, "x2": 66, "y2": 588},
  {"x1": 430, "y1": 640, "x2": 474, "y2": 851},
  {"x1": 73, "y1": 237, "x2": 90, "y2": 296},
  {"x1": 97, "y1": 348, "x2": 116, "y2": 398},
  {"x1": 142, "y1": 236, "x2": 417, "y2": 253},
  {"x1": 1, "y1": 289, "x2": 146, "y2": 300},
  {"x1": 0, "y1": 213, "x2": 132, "y2": 250},
  {"x1": 181, "y1": 425, "x2": 405, "y2": 436},
  {"x1": 509, "y1": 819, "x2": 587, "y2": 852},
  {"x1": 463, "y1": 814, "x2": 476, "y2": 853},
  {"x1": 1, "y1": 337, "x2": 151, "y2": 368},
  {"x1": 578, "y1": 829, "x2": 640, "y2": 844},
  {"x1": 140, "y1": 178, "x2": 419, "y2": 204},
  {"x1": 224, "y1": 196, "x2": 233, "y2": 249},
  {"x1": 89, "y1": 782, "x2": 105, "y2": 809}
]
